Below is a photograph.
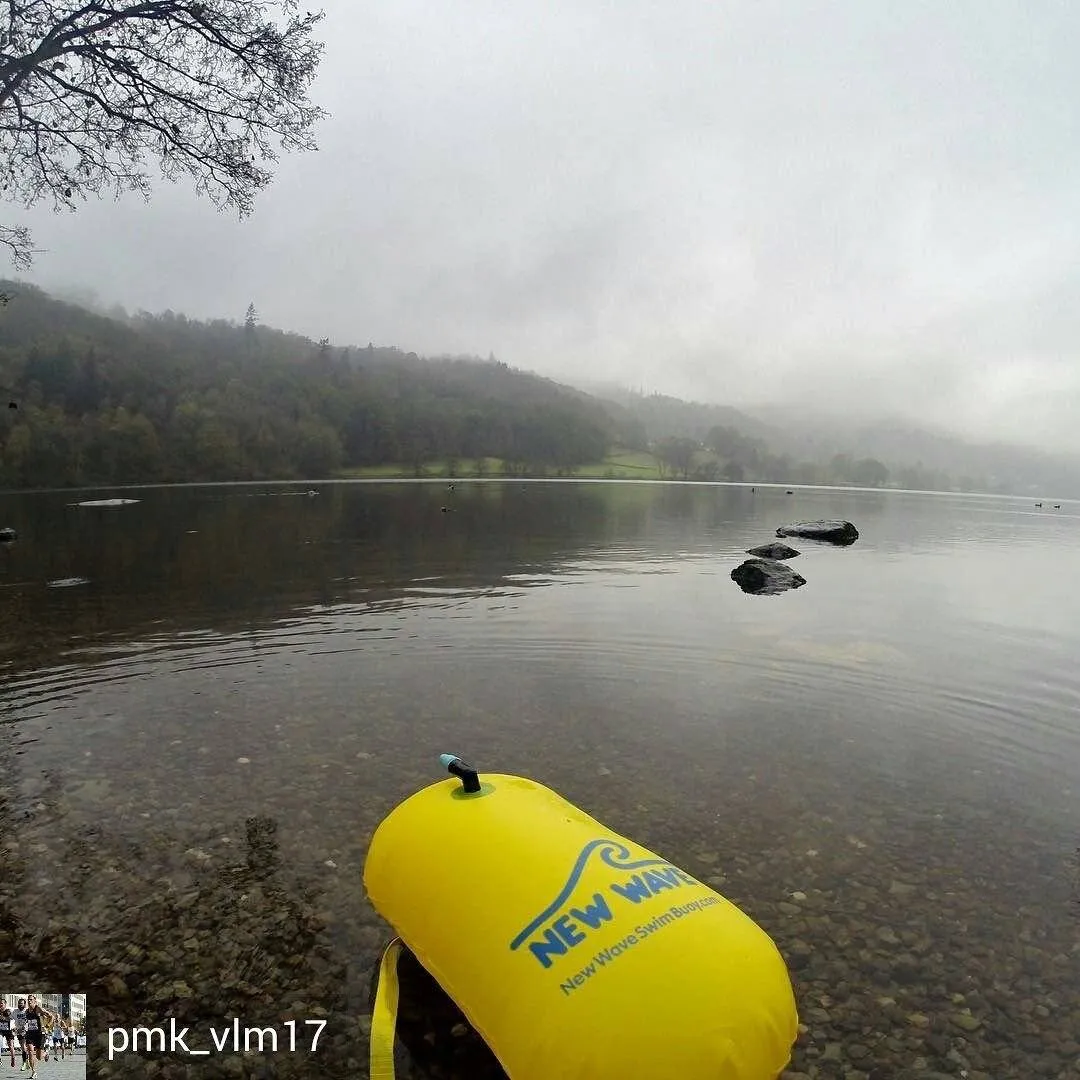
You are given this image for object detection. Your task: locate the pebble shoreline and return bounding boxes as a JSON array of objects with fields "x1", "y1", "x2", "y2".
[{"x1": 2, "y1": 790, "x2": 1076, "y2": 1080}]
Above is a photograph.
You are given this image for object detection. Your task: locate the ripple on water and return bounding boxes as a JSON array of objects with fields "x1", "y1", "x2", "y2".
[{"x1": 2, "y1": 483, "x2": 1080, "y2": 1077}]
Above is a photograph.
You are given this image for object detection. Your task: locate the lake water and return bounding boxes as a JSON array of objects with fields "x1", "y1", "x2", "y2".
[{"x1": 1, "y1": 481, "x2": 1078, "y2": 1079}]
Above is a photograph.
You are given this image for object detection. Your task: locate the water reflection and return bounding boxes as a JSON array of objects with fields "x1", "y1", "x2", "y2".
[
  {"x1": 0, "y1": 483, "x2": 659, "y2": 679},
  {"x1": 0, "y1": 481, "x2": 1078, "y2": 1078}
]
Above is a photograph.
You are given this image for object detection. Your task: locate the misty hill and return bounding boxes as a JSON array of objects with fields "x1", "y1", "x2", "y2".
[
  {"x1": 2, "y1": 280, "x2": 1077, "y2": 496},
  {"x1": 742, "y1": 404, "x2": 1080, "y2": 498},
  {"x1": 0, "y1": 281, "x2": 641, "y2": 487},
  {"x1": 572, "y1": 379, "x2": 773, "y2": 443},
  {"x1": 572, "y1": 379, "x2": 1080, "y2": 496}
]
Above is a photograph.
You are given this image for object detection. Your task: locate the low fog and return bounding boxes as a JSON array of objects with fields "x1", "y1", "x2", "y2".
[{"x1": 14, "y1": 0, "x2": 1080, "y2": 454}]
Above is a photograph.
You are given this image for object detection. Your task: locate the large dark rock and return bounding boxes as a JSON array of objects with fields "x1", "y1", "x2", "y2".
[
  {"x1": 776, "y1": 520, "x2": 859, "y2": 545},
  {"x1": 0, "y1": 527, "x2": 15, "y2": 543},
  {"x1": 747, "y1": 542, "x2": 800, "y2": 560},
  {"x1": 731, "y1": 558, "x2": 806, "y2": 595}
]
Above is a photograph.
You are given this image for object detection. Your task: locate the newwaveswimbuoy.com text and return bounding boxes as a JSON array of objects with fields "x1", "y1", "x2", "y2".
[{"x1": 560, "y1": 896, "x2": 722, "y2": 995}]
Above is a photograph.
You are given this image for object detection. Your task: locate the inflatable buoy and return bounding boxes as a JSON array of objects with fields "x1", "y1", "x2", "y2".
[{"x1": 364, "y1": 756, "x2": 798, "y2": 1080}]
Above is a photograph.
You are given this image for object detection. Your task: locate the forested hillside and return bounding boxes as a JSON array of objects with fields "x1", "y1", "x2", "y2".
[
  {"x1": 0, "y1": 283, "x2": 642, "y2": 487},
  {"x1": 3, "y1": 282, "x2": 1074, "y2": 495}
]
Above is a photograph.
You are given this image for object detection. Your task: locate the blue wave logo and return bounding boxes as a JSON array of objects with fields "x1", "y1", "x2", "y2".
[{"x1": 510, "y1": 839, "x2": 683, "y2": 968}]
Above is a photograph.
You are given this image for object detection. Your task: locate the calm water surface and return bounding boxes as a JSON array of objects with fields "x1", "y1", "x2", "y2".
[{"x1": 1, "y1": 481, "x2": 1078, "y2": 1079}]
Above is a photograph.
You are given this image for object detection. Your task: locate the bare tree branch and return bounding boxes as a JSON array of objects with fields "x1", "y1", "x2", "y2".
[
  {"x1": 0, "y1": 0, "x2": 327, "y2": 268},
  {"x1": 0, "y1": 222, "x2": 39, "y2": 268}
]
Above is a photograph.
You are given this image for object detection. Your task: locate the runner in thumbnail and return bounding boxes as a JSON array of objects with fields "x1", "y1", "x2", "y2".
[
  {"x1": 21, "y1": 995, "x2": 56, "y2": 1079},
  {"x1": 0, "y1": 1002, "x2": 16, "y2": 1068}
]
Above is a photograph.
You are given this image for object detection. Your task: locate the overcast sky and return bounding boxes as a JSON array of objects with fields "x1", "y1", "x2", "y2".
[{"x1": 14, "y1": 0, "x2": 1080, "y2": 453}]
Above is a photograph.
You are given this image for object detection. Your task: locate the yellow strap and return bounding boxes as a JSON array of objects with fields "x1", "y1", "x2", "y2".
[{"x1": 369, "y1": 937, "x2": 403, "y2": 1080}]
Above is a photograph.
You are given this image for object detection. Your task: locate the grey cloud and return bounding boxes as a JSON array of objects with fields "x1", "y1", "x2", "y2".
[{"x1": 14, "y1": 0, "x2": 1080, "y2": 452}]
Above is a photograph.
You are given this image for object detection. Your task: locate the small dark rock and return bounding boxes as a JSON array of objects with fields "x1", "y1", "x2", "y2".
[
  {"x1": 925, "y1": 1032, "x2": 953, "y2": 1056},
  {"x1": 890, "y1": 955, "x2": 922, "y2": 984},
  {"x1": 747, "y1": 542, "x2": 800, "y2": 560},
  {"x1": 776, "y1": 520, "x2": 859, "y2": 545},
  {"x1": 866, "y1": 1067, "x2": 896, "y2": 1080},
  {"x1": 731, "y1": 558, "x2": 806, "y2": 595}
]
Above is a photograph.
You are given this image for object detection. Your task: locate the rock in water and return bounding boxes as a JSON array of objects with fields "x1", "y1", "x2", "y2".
[
  {"x1": 731, "y1": 558, "x2": 807, "y2": 595},
  {"x1": 747, "y1": 542, "x2": 800, "y2": 560},
  {"x1": 0, "y1": 527, "x2": 15, "y2": 543},
  {"x1": 776, "y1": 520, "x2": 859, "y2": 545}
]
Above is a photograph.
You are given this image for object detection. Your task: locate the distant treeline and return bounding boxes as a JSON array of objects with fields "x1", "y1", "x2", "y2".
[
  {"x1": 649, "y1": 429, "x2": 957, "y2": 491},
  {"x1": 623, "y1": 397, "x2": 972, "y2": 491},
  {"x1": 0, "y1": 282, "x2": 970, "y2": 491},
  {"x1": 0, "y1": 284, "x2": 649, "y2": 487}
]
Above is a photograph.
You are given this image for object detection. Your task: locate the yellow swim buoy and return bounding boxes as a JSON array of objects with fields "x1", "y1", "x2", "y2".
[{"x1": 364, "y1": 756, "x2": 798, "y2": 1080}]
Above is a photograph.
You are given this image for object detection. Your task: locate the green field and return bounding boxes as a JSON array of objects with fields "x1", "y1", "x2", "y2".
[
  {"x1": 568, "y1": 450, "x2": 662, "y2": 478},
  {"x1": 335, "y1": 457, "x2": 504, "y2": 480},
  {"x1": 334, "y1": 451, "x2": 676, "y2": 481}
]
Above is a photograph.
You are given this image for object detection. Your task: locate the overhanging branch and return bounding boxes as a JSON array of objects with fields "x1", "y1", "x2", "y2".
[{"x1": 0, "y1": 0, "x2": 327, "y2": 267}]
